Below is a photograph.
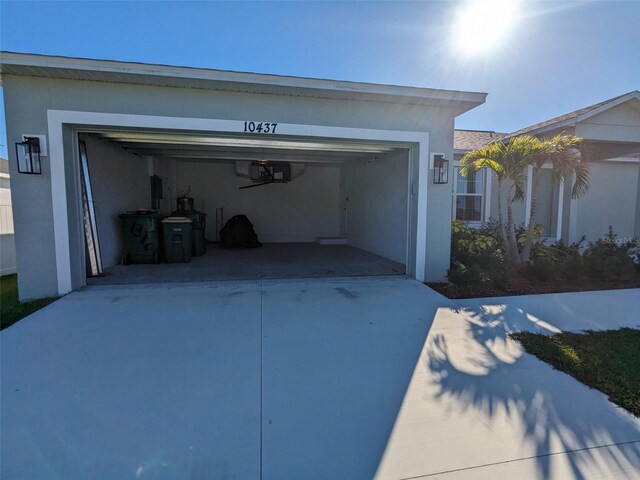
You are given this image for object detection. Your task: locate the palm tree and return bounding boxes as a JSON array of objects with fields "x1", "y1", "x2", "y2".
[
  {"x1": 460, "y1": 136, "x2": 530, "y2": 264},
  {"x1": 519, "y1": 134, "x2": 588, "y2": 262},
  {"x1": 460, "y1": 134, "x2": 589, "y2": 266}
]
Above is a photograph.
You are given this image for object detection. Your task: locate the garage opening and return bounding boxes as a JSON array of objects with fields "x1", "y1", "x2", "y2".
[{"x1": 77, "y1": 128, "x2": 412, "y2": 286}]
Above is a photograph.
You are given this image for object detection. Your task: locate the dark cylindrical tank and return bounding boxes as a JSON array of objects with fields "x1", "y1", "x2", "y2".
[{"x1": 177, "y1": 195, "x2": 194, "y2": 211}]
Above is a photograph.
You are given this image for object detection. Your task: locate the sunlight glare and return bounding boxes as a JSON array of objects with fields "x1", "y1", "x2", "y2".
[{"x1": 451, "y1": 0, "x2": 521, "y2": 57}]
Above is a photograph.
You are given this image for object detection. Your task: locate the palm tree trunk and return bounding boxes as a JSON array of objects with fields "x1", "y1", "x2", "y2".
[
  {"x1": 496, "y1": 179, "x2": 509, "y2": 255},
  {"x1": 505, "y1": 181, "x2": 521, "y2": 264},
  {"x1": 521, "y1": 168, "x2": 541, "y2": 262}
]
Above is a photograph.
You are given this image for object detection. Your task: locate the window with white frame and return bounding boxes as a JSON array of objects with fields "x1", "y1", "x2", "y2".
[{"x1": 454, "y1": 167, "x2": 485, "y2": 222}]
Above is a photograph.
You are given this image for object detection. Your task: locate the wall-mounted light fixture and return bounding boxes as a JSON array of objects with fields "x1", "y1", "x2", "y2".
[
  {"x1": 433, "y1": 154, "x2": 449, "y2": 184},
  {"x1": 15, "y1": 137, "x2": 42, "y2": 174}
]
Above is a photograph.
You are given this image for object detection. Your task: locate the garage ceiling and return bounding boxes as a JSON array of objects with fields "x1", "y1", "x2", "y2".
[{"x1": 92, "y1": 130, "x2": 408, "y2": 164}]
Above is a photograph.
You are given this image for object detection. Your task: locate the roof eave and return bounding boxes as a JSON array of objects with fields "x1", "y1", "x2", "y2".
[
  {"x1": 518, "y1": 119, "x2": 577, "y2": 138},
  {"x1": 504, "y1": 90, "x2": 640, "y2": 140},
  {"x1": 0, "y1": 51, "x2": 487, "y2": 109},
  {"x1": 574, "y1": 91, "x2": 640, "y2": 123}
]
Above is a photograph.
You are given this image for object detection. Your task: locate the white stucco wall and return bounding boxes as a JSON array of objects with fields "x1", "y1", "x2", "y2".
[
  {"x1": 575, "y1": 160, "x2": 640, "y2": 242},
  {"x1": 3, "y1": 74, "x2": 462, "y2": 299},
  {"x1": 454, "y1": 158, "x2": 639, "y2": 245},
  {"x1": 575, "y1": 100, "x2": 640, "y2": 143},
  {"x1": 176, "y1": 161, "x2": 342, "y2": 243},
  {"x1": 81, "y1": 135, "x2": 151, "y2": 269},
  {"x1": 346, "y1": 153, "x2": 408, "y2": 265}
]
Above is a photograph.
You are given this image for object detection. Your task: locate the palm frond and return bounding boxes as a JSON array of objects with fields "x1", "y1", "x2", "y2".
[
  {"x1": 460, "y1": 143, "x2": 506, "y2": 179},
  {"x1": 512, "y1": 172, "x2": 527, "y2": 202},
  {"x1": 571, "y1": 161, "x2": 590, "y2": 198}
]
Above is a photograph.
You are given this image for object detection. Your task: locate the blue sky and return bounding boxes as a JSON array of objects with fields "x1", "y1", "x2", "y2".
[{"x1": 1, "y1": 1, "x2": 639, "y2": 158}]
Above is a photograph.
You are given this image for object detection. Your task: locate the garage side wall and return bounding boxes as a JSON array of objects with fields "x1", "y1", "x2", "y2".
[
  {"x1": 176, "y1": 161, "x2": 342, "y2": 243},
  {"x1": 2, "y1": 75, "x2": 459, "y2": 297},
  {"x1": 80, "y1": 135, "x2": 151, "y2": 269},
  {"x1": 346, "y1": 152, "x2": 408, "y2": 265},
  {"x1": 2, "y1": 86, "x2": 58, "y2": 299},
  {"x1": 425, "y1": 122, "x2": 456, "y2": 282}
]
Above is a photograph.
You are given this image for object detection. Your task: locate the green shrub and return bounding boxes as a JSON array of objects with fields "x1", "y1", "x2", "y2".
[
  {"x1": 448, "y1": 220, "x2": 507, "y2": 288},
  {"x1": 448, "y1": 223, "x2": 638, "y2": 290},
  {"x1": 528, "y1": 237, "x2": 586, "y2": 282},
  {"x1": 525, "y1": 256, "x2": 560, "y2": 283},
  {"x1": 626, "y1": 243, "x2": 640, "y2": 274},
  {"x1": 560, "y1": 251, "x2": 585, "y2": 280},
  {"x1": 582, "y1": 227, "x2": 638, "y2": 280}
]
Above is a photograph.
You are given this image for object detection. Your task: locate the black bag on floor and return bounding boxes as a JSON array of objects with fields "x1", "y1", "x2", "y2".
[{"x1": 219, "y1": 214, "x2": 262, "y2": 249}]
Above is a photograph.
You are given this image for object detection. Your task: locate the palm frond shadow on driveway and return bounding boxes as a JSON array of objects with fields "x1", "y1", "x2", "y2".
[{"x1": 425, "y1": 303, "x2": 640, "y2": 480}]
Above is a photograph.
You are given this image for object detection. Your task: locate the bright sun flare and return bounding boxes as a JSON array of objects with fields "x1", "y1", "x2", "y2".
[{"x1": 451, "y1": 0, "x2": 520, "y2": 57}]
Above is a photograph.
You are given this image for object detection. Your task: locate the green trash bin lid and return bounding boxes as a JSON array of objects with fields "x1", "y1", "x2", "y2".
[
  {"x1": 161, "y1": 216, "x2": 192, "y2": 224},
  {"x1": 120, "y1": 209, "x2": 159, "y2": 218},
  {"x1": 171, "y1": 210, "x2": 207, "y2": 225}
]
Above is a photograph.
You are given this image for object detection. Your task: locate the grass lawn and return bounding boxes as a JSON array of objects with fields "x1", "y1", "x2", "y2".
[
  {"x1": 1, "y1": 274, "x2": 58, "y2": 330},
  {"x1": 511, "y1": 328, "x2": 640, "y2": 417}
]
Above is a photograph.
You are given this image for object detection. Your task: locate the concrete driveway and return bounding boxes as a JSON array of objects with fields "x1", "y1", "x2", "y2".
[{"x1": 2, "y1": 278, "x2": 639, "y2": 479}]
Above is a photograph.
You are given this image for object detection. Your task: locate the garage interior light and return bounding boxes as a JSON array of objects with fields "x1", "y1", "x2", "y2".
[
  {"x1": 433, "y1": 155, "x2": 449, "y2": 184},
  {"x1": 15, "y1": 137, "x2": 42, "y2": 174}
]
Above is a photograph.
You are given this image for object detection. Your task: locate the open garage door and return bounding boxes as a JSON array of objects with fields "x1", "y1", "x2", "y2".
[{"x1": 66, "y1": 125, "x2": 421, "y2": 289}]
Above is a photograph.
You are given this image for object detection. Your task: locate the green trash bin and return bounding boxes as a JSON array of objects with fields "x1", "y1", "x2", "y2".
[
  {"x1": 161, "y1": 217, "x2": 193, "y2": 263},
  {"x1": 119, "y1": 210, "x2": 161, "y2": 264},
  {"x1": 171, "y1": 209, "x2": 207, "y2": 256}
]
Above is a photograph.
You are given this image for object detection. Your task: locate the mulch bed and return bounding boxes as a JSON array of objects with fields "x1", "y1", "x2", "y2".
[{"x1": 428, "y1": 276, "x2": 640, "y2": 299}]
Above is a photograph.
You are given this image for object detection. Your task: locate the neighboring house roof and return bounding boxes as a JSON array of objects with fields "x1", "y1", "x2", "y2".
[
  {"x1": 454, "y1": 129, "x2": 507, "y2": 152},
  {"x1": 504, "y1": 90, "x2": 640, "y2": 139},
  {"x1": 457, "y1": 91, "x2": 640, "y2": 159},
  {"x1": 0, "y1": 51, "x2": 486, "y2": 114}
]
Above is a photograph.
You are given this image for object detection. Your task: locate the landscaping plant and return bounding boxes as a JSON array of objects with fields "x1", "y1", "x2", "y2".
[
  {"x1": 448, "y1": 220, "x2": 507, "y2": 289},
  {"x1": 460, "y1": 134, "x2": 589, "y2": 266},
  {"x1": 582, "y1": 227, "x2": 638, "y2": 280},
  {"x1": 526, "y1": 236, "x2": 586, "y2": 282},
  {"x1": 446, "y1": 223, "x2": 639, "y2": 293}
]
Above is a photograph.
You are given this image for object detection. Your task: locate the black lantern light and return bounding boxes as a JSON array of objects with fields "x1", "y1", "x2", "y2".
[
  {"x1": 15, "y1": 137, "x2": 42, "y2": 174},
  {"x1": 433, "y1": 154, "x2": 449, "y2": 184}
]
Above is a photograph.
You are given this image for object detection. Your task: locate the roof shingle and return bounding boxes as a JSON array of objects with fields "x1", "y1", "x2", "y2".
[{"x1": 454, "y1": 129, "x2": 507, "y2": 151}]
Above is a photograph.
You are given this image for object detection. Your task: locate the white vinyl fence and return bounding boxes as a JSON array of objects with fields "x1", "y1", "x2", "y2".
[{"x1": 1, "y1": 180, "x2": 17, "y2": 276}]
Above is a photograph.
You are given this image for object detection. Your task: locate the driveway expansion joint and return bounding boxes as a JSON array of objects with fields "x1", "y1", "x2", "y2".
[{"x1": 397, "y1": 440, "x2": 640, "y2": 479}]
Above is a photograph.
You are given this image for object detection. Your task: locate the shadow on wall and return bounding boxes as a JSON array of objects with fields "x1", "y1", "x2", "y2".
[{"x1": 423, "y1": 303, "x2": 640, "y2": 479}]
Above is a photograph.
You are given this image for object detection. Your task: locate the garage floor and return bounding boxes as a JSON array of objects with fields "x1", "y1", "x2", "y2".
[{"x1": 88, "y1": 243, "x2": 405, "y2": 285}]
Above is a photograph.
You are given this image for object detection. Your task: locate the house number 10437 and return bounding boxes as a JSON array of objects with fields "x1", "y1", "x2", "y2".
[{"x1": 243, "y1": 121, "x2": 278, "y2": 133}]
